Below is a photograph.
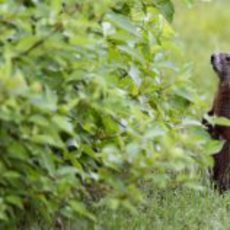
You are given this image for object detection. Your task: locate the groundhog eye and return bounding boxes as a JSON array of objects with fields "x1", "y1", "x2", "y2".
[{"x1": 225, "y1": 56, "x2": 230, "y2": 62}]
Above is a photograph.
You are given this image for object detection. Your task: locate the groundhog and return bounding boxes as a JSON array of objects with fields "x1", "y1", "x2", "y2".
[{"x1": 203, "y1": 53, "x2": 230, "y2": 192}]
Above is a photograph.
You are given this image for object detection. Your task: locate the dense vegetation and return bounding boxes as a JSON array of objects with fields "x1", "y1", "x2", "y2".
[{"x1": 0, "y1": 0, "x2": 226, "y2": 229}]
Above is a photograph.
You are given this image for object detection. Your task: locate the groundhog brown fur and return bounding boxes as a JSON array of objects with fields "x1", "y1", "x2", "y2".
[{"x1": 203, "y1": 53, "x2": 230, "y2": 192}]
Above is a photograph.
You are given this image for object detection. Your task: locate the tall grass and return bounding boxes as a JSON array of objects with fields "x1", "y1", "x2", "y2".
[{"x1": 55, "y1": 189, "x2": 230, "y2": 230}]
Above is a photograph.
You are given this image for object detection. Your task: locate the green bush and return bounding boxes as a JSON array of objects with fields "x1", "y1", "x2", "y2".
[{"x1": 0, "y1": 0, "x2": 215, "y2": 227}]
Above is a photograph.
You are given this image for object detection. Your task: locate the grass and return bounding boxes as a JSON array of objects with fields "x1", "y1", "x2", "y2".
[
  {"x1": 173, "y1": 0, "x2": 230, "y2": 104},
  {"x1": 23, "y1": 187, "x2": 230, "y2": 230},
  {"x1": 43, "y1": 189, "x2": 230, "y2": 230},
  {"x1": 90, "y1": 189, "x2": 230, "y2": 230},
  {"x1": 26, "y1": 1, "x2": 230, "y2": 229}
]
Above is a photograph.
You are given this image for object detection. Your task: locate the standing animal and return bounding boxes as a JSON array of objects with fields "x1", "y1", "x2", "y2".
[{"x1": 203, "y1": 53, "x2": 230, "y2": 192}]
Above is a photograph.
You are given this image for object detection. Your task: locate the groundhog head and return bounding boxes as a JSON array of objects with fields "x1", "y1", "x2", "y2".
[{"x1": 211, "y1": 53, "x2": 230, "y2": 81}]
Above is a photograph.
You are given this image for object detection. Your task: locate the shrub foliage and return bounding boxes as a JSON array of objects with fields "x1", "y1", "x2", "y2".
[{"x1": 0, "y1": 0, "x2": 213, "y2": 227}]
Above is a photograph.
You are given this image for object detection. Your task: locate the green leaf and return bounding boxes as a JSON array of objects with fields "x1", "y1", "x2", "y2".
[
  {"x1": 69, "y1": 201, "x2": 96, "y2": 221},
  {"x1": 5, "y1": 196, "x2": 23, "y2": 209},
  {"x1": 52, "y1": 115, "x2": 74, "y2": 135},
  {"x1": 128, "y1": 65, "x2": 142, "y2": 87},
  {"x1": 106, "y1": 13, "x2": 140, "y2": 37},
  {"x1": 29, "y1": 115, "x2": 50, "y2": 127},
  {"x1": 8, "y1": 142, "x2": 29, "y2": 161},
  {"x1": 3, "y1": 171, "x2": 21, "y2": 179},
  {"x1": 31, "y1": 134, "x2": 64, "y2": 148},
  {"x1": 118, "y1": 45, "x2": 145, "y2": 64},
  {"x1": 204, "y1": 140, "x2": 224, "y2": 155},
  {"x1": 153, "y1": 0, "x2": 175, "y2": 22},
  {"x1": 174, "y1": 86, "x2": 195, "y2": 103},
  {"x1": 213, "y1": 117, "x2": 230, "y2": 127},
  {"x1": 30, "y1": 87, "x2": 57, "y2": 112},
  {"x1": 40, "y1": 151, "x2": 56, "y2": 176},
  {"x1": 56, "y1": 166, "x2": 78, "y2": 177},
  {"x1": 51, "y1": 0, "x2": 62, "y2": 14}
]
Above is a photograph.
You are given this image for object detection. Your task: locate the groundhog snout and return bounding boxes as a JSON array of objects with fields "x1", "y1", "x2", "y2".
[
  {"x1": 210, "y1": 53, "x2": 220, "y2": 72},
  {"x1": 211, "y1": 54, "x2": 215, "y2": 63},
  {"x1": 210, "y1": 53, "x2": 220, "y2": 64}
]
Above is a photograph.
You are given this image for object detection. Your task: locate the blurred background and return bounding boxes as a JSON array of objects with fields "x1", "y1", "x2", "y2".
[{"x1": 173, "y1": 0, "x2": 230, "y2": 110}]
